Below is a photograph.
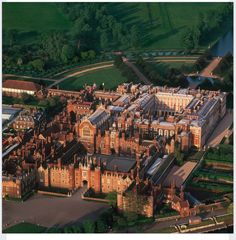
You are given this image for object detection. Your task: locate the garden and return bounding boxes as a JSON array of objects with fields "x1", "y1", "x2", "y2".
[{"x1": 185, "y1": 144, "x2": 233, "y2": 202}]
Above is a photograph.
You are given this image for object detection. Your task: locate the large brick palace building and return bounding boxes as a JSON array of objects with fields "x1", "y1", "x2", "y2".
[{"x1": 2, "y1": 82, "x2": 227, "y2": 217}]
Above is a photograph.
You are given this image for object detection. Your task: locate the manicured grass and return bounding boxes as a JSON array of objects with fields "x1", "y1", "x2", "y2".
[
  {"x1": 3, "y1": 3, "x2": 72, "y2": 31},
  {"x1": 3, "y1": 3, "x2": 72, "y2": 45},
  {"x1": 3, "y1": 222, "x2": 46, "y2": 233},
  {"x1": 59, "y1": 67, "x2": 127, "y2": 91},
  {"x1": 107, "y1": 2, "x2": 229, "y2": 49}
]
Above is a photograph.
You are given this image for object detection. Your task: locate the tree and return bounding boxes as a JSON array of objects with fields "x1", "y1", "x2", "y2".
[
  {"x1": 130, "y1": 25, "x2": 140, "y2": 49},
  {"x1": 106, "y1": 191, "x2": 117, "y2": 208},
  {"x1": 174, "y1": 141, "x2": 184, "y2": 166},
  {"x1": 100, "y1": 31, "x2": 109, "y2": 50},
  {"x1": 124, "y1": 211, "x2": 138, "y2": 223},
  {"x1": 41, "y1": 32, "x2": 66, "y2": 62},
  {"x1": 87, "y1": 50, "x2": 96, "y2": 60},
  {"x1": 117, "y1": 217, "x2": 127, "y2": 229},
  {"x1": 30, "y1": 59, "x2": 45, "y2": 72},
  {"x1": 61, "y1": 44, "x2": 75, "y2": 63},
  {"x1": 96, "y1": 219, "x2": 108, "y2": 233},
  {"x1": 83, "y1": 220, "x2": 95, "y2": 233},
  {"x1": 7, "y1": 29, "x2": 17, "y2": 46},
  {"x1": 81, "y1": 51, "x2": 88, "y2": 60},
  {"x1": 181, "y1": 28, "x2": 195, "y2": 52},
  {"x1": 17, "y1": 58, "x2": 23, "y2": 66}
]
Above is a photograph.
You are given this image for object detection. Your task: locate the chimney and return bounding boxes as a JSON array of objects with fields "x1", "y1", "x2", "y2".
[
  {"x1": 180, "y1": 186, "x2": 184, "y2": 201},
  {"x1": 58, "y1": 158, "x2": 61, "y2": 168}
]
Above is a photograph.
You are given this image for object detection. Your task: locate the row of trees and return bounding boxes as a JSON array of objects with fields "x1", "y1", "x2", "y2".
[
  {"x1": 135, "y1": 57, "x2": 189, "y2": 88},
  {"x1": 58, "y1": 3, "x2": 141, "y2": 51},
  {"x1": 181, "y1": 3, "x2": 233, "y2": 52},
  {"x1": 3, "y1": 3, "x2": 142, "y2": 77}
]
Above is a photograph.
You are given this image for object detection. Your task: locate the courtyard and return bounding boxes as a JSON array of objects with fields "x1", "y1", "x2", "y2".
[{"x1": 3, "y1": 188, "x2": 109, "y2": 230}]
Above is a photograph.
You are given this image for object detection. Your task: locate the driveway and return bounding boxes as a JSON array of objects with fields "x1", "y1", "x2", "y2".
[{"x1": 2, "y1": 188, "x2": 109, "y2": 229}]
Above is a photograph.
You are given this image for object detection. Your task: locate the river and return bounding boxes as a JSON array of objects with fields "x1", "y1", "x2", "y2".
[{"x1": 211, "y1": 31, "x2": 233, "y2": 57}]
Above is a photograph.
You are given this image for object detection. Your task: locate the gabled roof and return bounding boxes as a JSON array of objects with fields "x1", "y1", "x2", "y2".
[{"x1": 3, "y1": 80, "x2": 41, "y2": 92}]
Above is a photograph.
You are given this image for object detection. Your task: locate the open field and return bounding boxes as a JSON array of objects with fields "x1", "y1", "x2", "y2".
[
  {"x1": 107, "y1": 2, "x2": 228, "y2": 49},
  {"x1": 3, "y1": 3, "x2": 72, "y2": 45},
  {"x1": 3, "y1": 2, "x2": 230, "y2": 50},
  {"x1": 59, "y1": 67, "x2": 127, "y2": 91}
]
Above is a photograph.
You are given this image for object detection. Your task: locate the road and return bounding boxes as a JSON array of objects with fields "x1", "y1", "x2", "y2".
[
  {"x1": 47, "y1": 64, "x2": 113, "y2": 89},
  {"x1": 2, "y1": 188, "x2": 109, "y2": 229},
  {"x1": 144, "y1": 208, "x2": 227, "y2": 233},
  {"x1": 122, "y1": 57, "x2": 152, "y2": 85},
  {"x1": 3, "y1": 74, "x2": 57, "y2": 82},
  {"x1": 206, "y1": 110, "x2": 233, "y2": 147}
]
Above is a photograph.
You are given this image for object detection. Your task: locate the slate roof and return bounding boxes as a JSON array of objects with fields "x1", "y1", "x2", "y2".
[{"x1": 95, "y1": 154, "x2": 136, "y2": 173}]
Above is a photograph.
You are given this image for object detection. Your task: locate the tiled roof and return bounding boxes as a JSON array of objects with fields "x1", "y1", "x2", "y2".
[{"x1": 3, "y1": 80, "x2": 41, "y2": 92}]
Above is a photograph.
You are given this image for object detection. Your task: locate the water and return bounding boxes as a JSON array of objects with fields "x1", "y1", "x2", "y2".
[{"x1": 211, "y1": 31, "x2": 233, "y2": 57}]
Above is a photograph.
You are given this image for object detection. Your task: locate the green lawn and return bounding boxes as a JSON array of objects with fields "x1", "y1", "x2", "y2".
[
  {"x1": 59, "y1": 67, "x2": 127, "y2": 91},
  {"x1": 3, "y1": 3, "x2": 72, "y2": 45},
  {"x1": 107, "y1": 2, "x2": 229, "y2": 49},
  {"x1": 3, "y1": 223, "x2": 46, "y2": 233}
]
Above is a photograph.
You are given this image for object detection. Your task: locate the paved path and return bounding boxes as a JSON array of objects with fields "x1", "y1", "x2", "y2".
[
  {"x1": 122, "y1": 57, "x2": 152, "y2": 85},
  {"x1": 2, "y1": 188, "x2": 109, "y2": 229},
  {"x1": 53, "y1": 61, "x2": 113, "y2": 78},
  {"x1": 200, "y1": 57, "x2": 222, "y2": 78},
  {"x1": 47, "y1": 64, "x2": 113, "y2": 89},
  {"x1": 206, "y1": 110, "x2": 233, "y2": 147},
  {"x1": 3, "y1": 74, "x2": 57, "y2": 82}
]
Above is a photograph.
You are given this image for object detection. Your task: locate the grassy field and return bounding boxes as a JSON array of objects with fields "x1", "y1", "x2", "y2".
[
  {"x1": 3, "y1": 3, "x2": 72, "y2": 45},
  {"x1": 59, "y1": 67, "x2": 127, "y2": 91},
  {"x1": 107, "y1": 2, "x2": 228, "y2": 49},
  {"x1": 3, "y1": 2, "x2": 230, "y2": 50}
]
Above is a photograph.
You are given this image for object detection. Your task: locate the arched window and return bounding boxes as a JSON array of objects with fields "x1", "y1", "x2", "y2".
[
  {"x1": 164, "y1": 130, "x2": 169, "y2": 137},
  {"x1": 82, "y1": 126, "x2": 91, "y2": 137},
  {"x1": 158, "y1": 129, "x2": 163, "y2": 136},
  {"x1": 170, "y1": 130, "x2": 175, "y2": 137}
]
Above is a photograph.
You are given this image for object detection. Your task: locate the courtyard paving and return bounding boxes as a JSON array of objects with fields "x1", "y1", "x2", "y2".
[{"x1": 2, "y1": 188, "x2": 109, "y2": 229}]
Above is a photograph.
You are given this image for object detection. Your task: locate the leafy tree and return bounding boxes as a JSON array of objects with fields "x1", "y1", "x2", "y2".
[
  {"x1": 130, "y1": 25, "x2": 140, "y2": 49},
  {"x1": 124, "y1": 211, "x2": 138, "y2": 223},
  {"x1": 17, "y1": 58, "x2": 23, "y2": 66},
  {"x1": 83, "y1": 220, "x2": 95, "y2": 233},
  {"x1": 81, "y1": 51, "x2": 88, "y2": 60},
  {"x1": 106, "y1": 191, "x2": 117, "y2": 208},
  {"x1": 100, "y1": 31, "x2": 109, "y2": 50},
  {"x1": 96, "y1": 219, "x2": 108, "y2": 233},
  {"x1": 87, "y1": 50, "x2": 96, "y2": 60},
  {"x1": 181, "y1": 28, "x2": 195, "y2": 52},
  {"x1": 61, "y1": 44, "x2": 75, "y2": 63},
  {"x1": 117, "y1": 217, "x2": 127, "y2": 229},
  {"x1": 30, "y1": 59, "x2": 45, "y2": 72},
  {"x1": 7, "y1": 29, "x2": 17, "y2": 46},
  {"x1": 41, "y1": 32, "x2": 66, "y2": 62},
  {"x1": 174, "y1": 141, "x2": 184, "y2": 166}
]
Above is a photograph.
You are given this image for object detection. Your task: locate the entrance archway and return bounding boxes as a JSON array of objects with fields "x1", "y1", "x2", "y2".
[{"x1": 82, "y1": 180, "x2": 88, "y2": 188}]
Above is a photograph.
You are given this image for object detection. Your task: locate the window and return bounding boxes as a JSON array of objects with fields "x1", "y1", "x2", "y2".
[{"x1": 83, "y1": 127, "x2": 91, "y2": 137}]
